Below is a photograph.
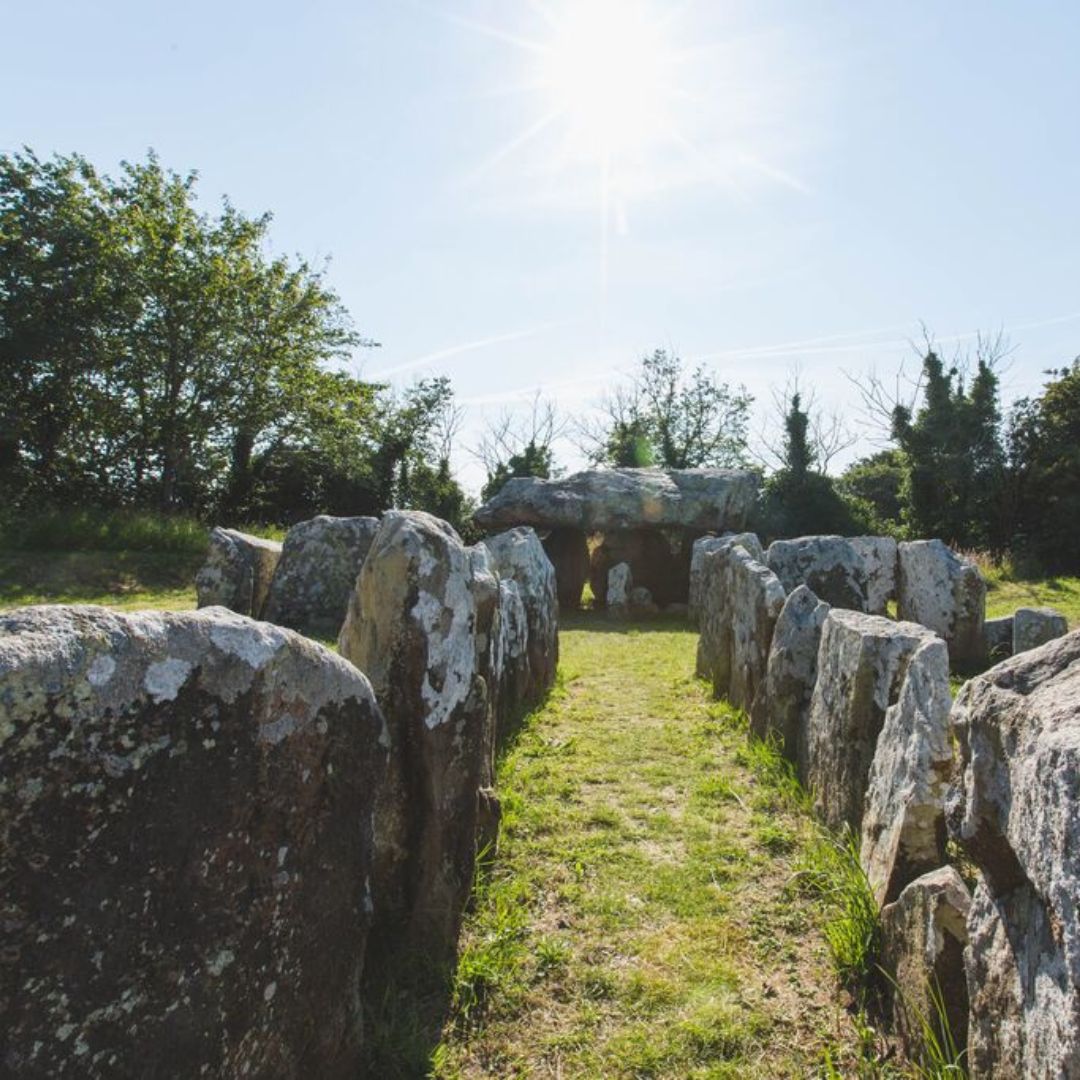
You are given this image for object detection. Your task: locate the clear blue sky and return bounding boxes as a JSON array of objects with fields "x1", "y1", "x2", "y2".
[{"x1": 5, "y1": 0, "x2": 1080, "y2": 491}]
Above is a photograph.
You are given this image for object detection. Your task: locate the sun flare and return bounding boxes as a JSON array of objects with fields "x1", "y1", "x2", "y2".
[{"x1": 537, "y1": 1, "x2": 676, "y2": 160}]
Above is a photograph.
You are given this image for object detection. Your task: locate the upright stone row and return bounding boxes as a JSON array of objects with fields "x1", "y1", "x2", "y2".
[
  {"x1": 695, "y1": 529, "x2": 1080, "y2": 1076},
  {"x1": 0, "y1": 512, "x2": 559, "y2": 1076}
]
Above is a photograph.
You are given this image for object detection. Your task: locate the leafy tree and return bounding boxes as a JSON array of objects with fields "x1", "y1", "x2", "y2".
[
  {"x1": 1006, "y1": 360, "x2": 1080, "y2": 570},
  {"x1": 0, "y1": 147, "x2": 397, "y2": 521},
  {"x1": 582, "y1": 349, "x2": 752, "y2": 469},
  {"x1": 475, "y1": 394, "x2": 562, "y2": 502},
  {"x1": 757, "y1": 392, "x2": 866, "y2": 539},
  {"x1": 891, "y1": 350, "x2": 1005, "y2": 548},
  {"x1": 837, "y1": 450, "x2": 907, "y2": 536}
]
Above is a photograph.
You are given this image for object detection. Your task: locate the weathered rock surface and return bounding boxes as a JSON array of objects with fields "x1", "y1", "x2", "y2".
[
  {"x1": 805, "y1": 610, "x2": 939, "y2": 832},
  {"x1": 947, "y1": 630, "x2": 1080, "y2": 1077},
  {"x1": 880, "y1": 867, "x2": 971, "y2": 1069},
  {"x1": 475, "y1": 467, "x2": 760, "y2": 532},
  {"x1": 688, "y1": 532, "x2": 763, "y2": 626},
  {"x1": 697, "y1": 544, "x2": 786, "y2": 712},
  {"x1": 983, "y1": 614, "x2": 1014, "y2": 664},
  {"x1": 607, "y1": 561, "x2": 632, "y2": 618},
  {"x1": 195, "y1": 527, "x2": 282, "y2": 619},
  {"x1": 338, "y1": 511, "x2": 499, "y2": 956},
  {"x1": 766, "y1": 535, "x2": 897, "y2": 615},
  {"x1": 483, "y1": 526, "x2": 559, "y2": 711},
  {"x1": 263, "y1": 515, "x2": 379, "y2": 636},
  {"x1": 860, "y1": 638, "x2": 952, "y2": 905},
  {"x1": 0, "y1": 605, "x2": 387, "y2": 1078},
  {"x1": 1012, "y1": 605, "x2": 1068, "y2": 656},
  {"x1": 540, "y1": 527, "x2": 590, "y2": 610},
  {"x1": 749, "y1": 585, "x2": 829, "y2": 769},
  {"x1": 897, "y1": 540, "x2": 986, "y2": 669}
]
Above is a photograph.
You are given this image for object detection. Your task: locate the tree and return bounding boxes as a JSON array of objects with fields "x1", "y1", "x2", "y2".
[
  {"x1": 837, "y1": 450, "x2": 907, "y2": 536},
  {"x1": 891, "y1": 348, "x2": 1005, "y2": 548},
  {"x1": 1006, "y1": 360, "x2": 1080, "y2": 571},
  {"x1": 580, "y1": 349, "x2": 752, "y2": 469},
  {"x1": 756, "y1": 392, "x2": 866, "y2": 539},
  {"x1": 0, "y1": 147, "x2": 379, "y2": 520},
  {"x1": 474, "y1": 394, "x2": 563, "y2": 502}
]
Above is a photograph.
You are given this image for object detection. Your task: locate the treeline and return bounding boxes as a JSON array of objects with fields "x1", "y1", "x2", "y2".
[
  {"x1": 3, "y1": 149, "x2": 1079, "y2": 572},
  {"x1": 0, "y1": 149, "x2": 467, "y2": 527}
]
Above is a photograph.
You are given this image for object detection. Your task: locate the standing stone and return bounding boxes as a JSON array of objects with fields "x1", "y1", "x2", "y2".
[
  {"x1": 859, "y1": 638, "x2": 952, "y2": 906},
  {"x1": 897, "y1": 540, "x2": 986, "y2": 669},
  {"x1": 766, "y1": 535, "x2": 897, "y2": 614},
  {"x1": 697, "y1": 544, "x2": 786, "y2": 712},
  {"x1": 540, "y1": 528, "x2": 590, "y2": 610},
  {"x1": 805, "y1": 610, "x2": 939, "y2": 832},
  {"x1": 983, "y1": 614, "x2": 1014, "y2": 664},
  {"x1": 338, "y1": 511, "x2": 498, "y2": 957},
  {"x1": 749, "y1": 584, "x2": 830, "y2": 770},
  {"x1": 688, "y1": 532, "x2": 763, "y2": 626},
  {"x1": 0, "y1": 605, "x2": 387, "y2": 1078},
  {"x1": 195, "y1": 527, "x2": 282, "y2": 619},
  {"x1": 607, "y1": 561, "x2": 632, "y2": 619},
  {"x1": 482, "y1": 527, "x2": 559, "y2": 708},
  {"x1": 880, "y1": 867, "x2": 971, "y2": 1069},
  {"x1": 263, "y1": 515, "x2": 379, "y2": 637},
  {"x1": 1012, "y1": 605, "x2": 1068, "y2": 656},
  {"x1": 947, "y1": 630, "x2": 1080, "y2": 1077}
]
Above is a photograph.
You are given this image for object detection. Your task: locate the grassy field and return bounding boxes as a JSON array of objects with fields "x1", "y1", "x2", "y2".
[{"x1": 430, "y1": 617, "x2": 866, "y2": 1079}]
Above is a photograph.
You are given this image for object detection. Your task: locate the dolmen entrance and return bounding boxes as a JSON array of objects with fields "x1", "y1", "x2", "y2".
[{"x1": 474, "y1": 467, "x2": 760, "y2": 611}]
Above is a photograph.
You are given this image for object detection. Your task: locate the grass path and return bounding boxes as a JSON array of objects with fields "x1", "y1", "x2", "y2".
[{"x1": 433, "y1": 617, "x2": 859, "y2": 1078}]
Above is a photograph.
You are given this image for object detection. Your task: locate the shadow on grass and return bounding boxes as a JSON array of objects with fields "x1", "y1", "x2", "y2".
[{"x1": 558, "y1": 609, "x2": 695, "y2": 635}]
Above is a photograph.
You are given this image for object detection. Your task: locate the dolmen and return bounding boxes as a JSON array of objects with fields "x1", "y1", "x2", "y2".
[{"x1": 474, "y1": 467, "x2": 760, "y2": 610}]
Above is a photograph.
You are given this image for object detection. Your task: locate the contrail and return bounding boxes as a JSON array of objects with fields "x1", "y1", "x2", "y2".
[{"x1": 368, "y1": 324, "x2": 561, "y2": 380}]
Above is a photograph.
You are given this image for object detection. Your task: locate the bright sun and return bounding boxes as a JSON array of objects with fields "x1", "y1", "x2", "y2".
[{"x1": 537, "y1": 0, "x2": 675, "y2": 160}]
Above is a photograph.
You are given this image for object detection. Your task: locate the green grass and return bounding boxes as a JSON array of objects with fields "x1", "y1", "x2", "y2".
[
  {"x1": 433, "y1": 616, "x2": 864, "y2": 1078},
  {"x1": 967, "y1": 552, "x2": 1080, "y2": 626},
  {"x1": 0, "y1": 550, "x2": 199, "y2": 611}
]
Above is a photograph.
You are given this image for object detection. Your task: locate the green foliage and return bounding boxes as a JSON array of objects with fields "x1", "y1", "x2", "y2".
[
  {"x1": 0, "y1": 508, "x2": 208, "y2": 553},
  {"x1": 1006, "y1": 359, "x2": 1080, "y2": 572},
  {"x1": 793, "y1": 827, "x2": 881, "y2": 994},
  {"x1": 757, "y1": 393, "x2": 868, "y2": 539},
  {"x1": 0, "y1": 148, "x2": 472, "y2": 525},
  {"x1": 891, "y1": 351, "x2": 1005, "y2": 549},
  {"x1": 586, "y1": 348, "x2": 753, "y2": 469},
  {"x1": 480, "y1": 439, "x2": 553, "y2": 502},
  {"x1": 838, "y1": 450, "x2": 908, "y2": 537}
]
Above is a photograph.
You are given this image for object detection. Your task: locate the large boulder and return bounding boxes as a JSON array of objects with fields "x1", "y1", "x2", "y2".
[
  {"x1": 697, "y1": 544, "x2": 786, "y2": 712},
  {"x1": 263, "y1": 515, "x2": 379, "y2": 637},
  {"x1": 0, "y1": 605, "x2": 387, "y2": 1078},
  {"x1": 748, "y1": 584, "x2": 829, "y2": 770},
  {"x1": 880, "y1": 867, "x2": 971, "y2": 1069},
  {"x1": 766, "y1": 535, "x2": 897, "y2": 615},
  {"x1": 947, "y1": 630, "x2": 1080, "y2": 1077},
  {"x1": 688, "y1": 532, "x2": 763, "y2": 626},
  {"x1": 805, "y1": 610, "x2": 940, "y2": 832},
  {"x1": 482, "y1": 526, "x2": 559, "y2": 710},
  {"x1": 338, "y1": 511, "x2": 499, "y2": 957},
  {"x1": 475, "y1": 467, "x2": 760, "y2": 532},
  {"x1": 897, "y1": 540, "x2": 986, "y2": 669},
  {"x1": 195, "y1": 527, "x2": 282, "y2": 619},
  {"x1": 540, "y1": 527, "x2": 590, "y2": 610},
  {"x1": 859, "y1": 637, "x2": 952, "y2": 905},
  {"x1": 1012, "y1": 605, "x2": 1068, "y2": 656}
]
